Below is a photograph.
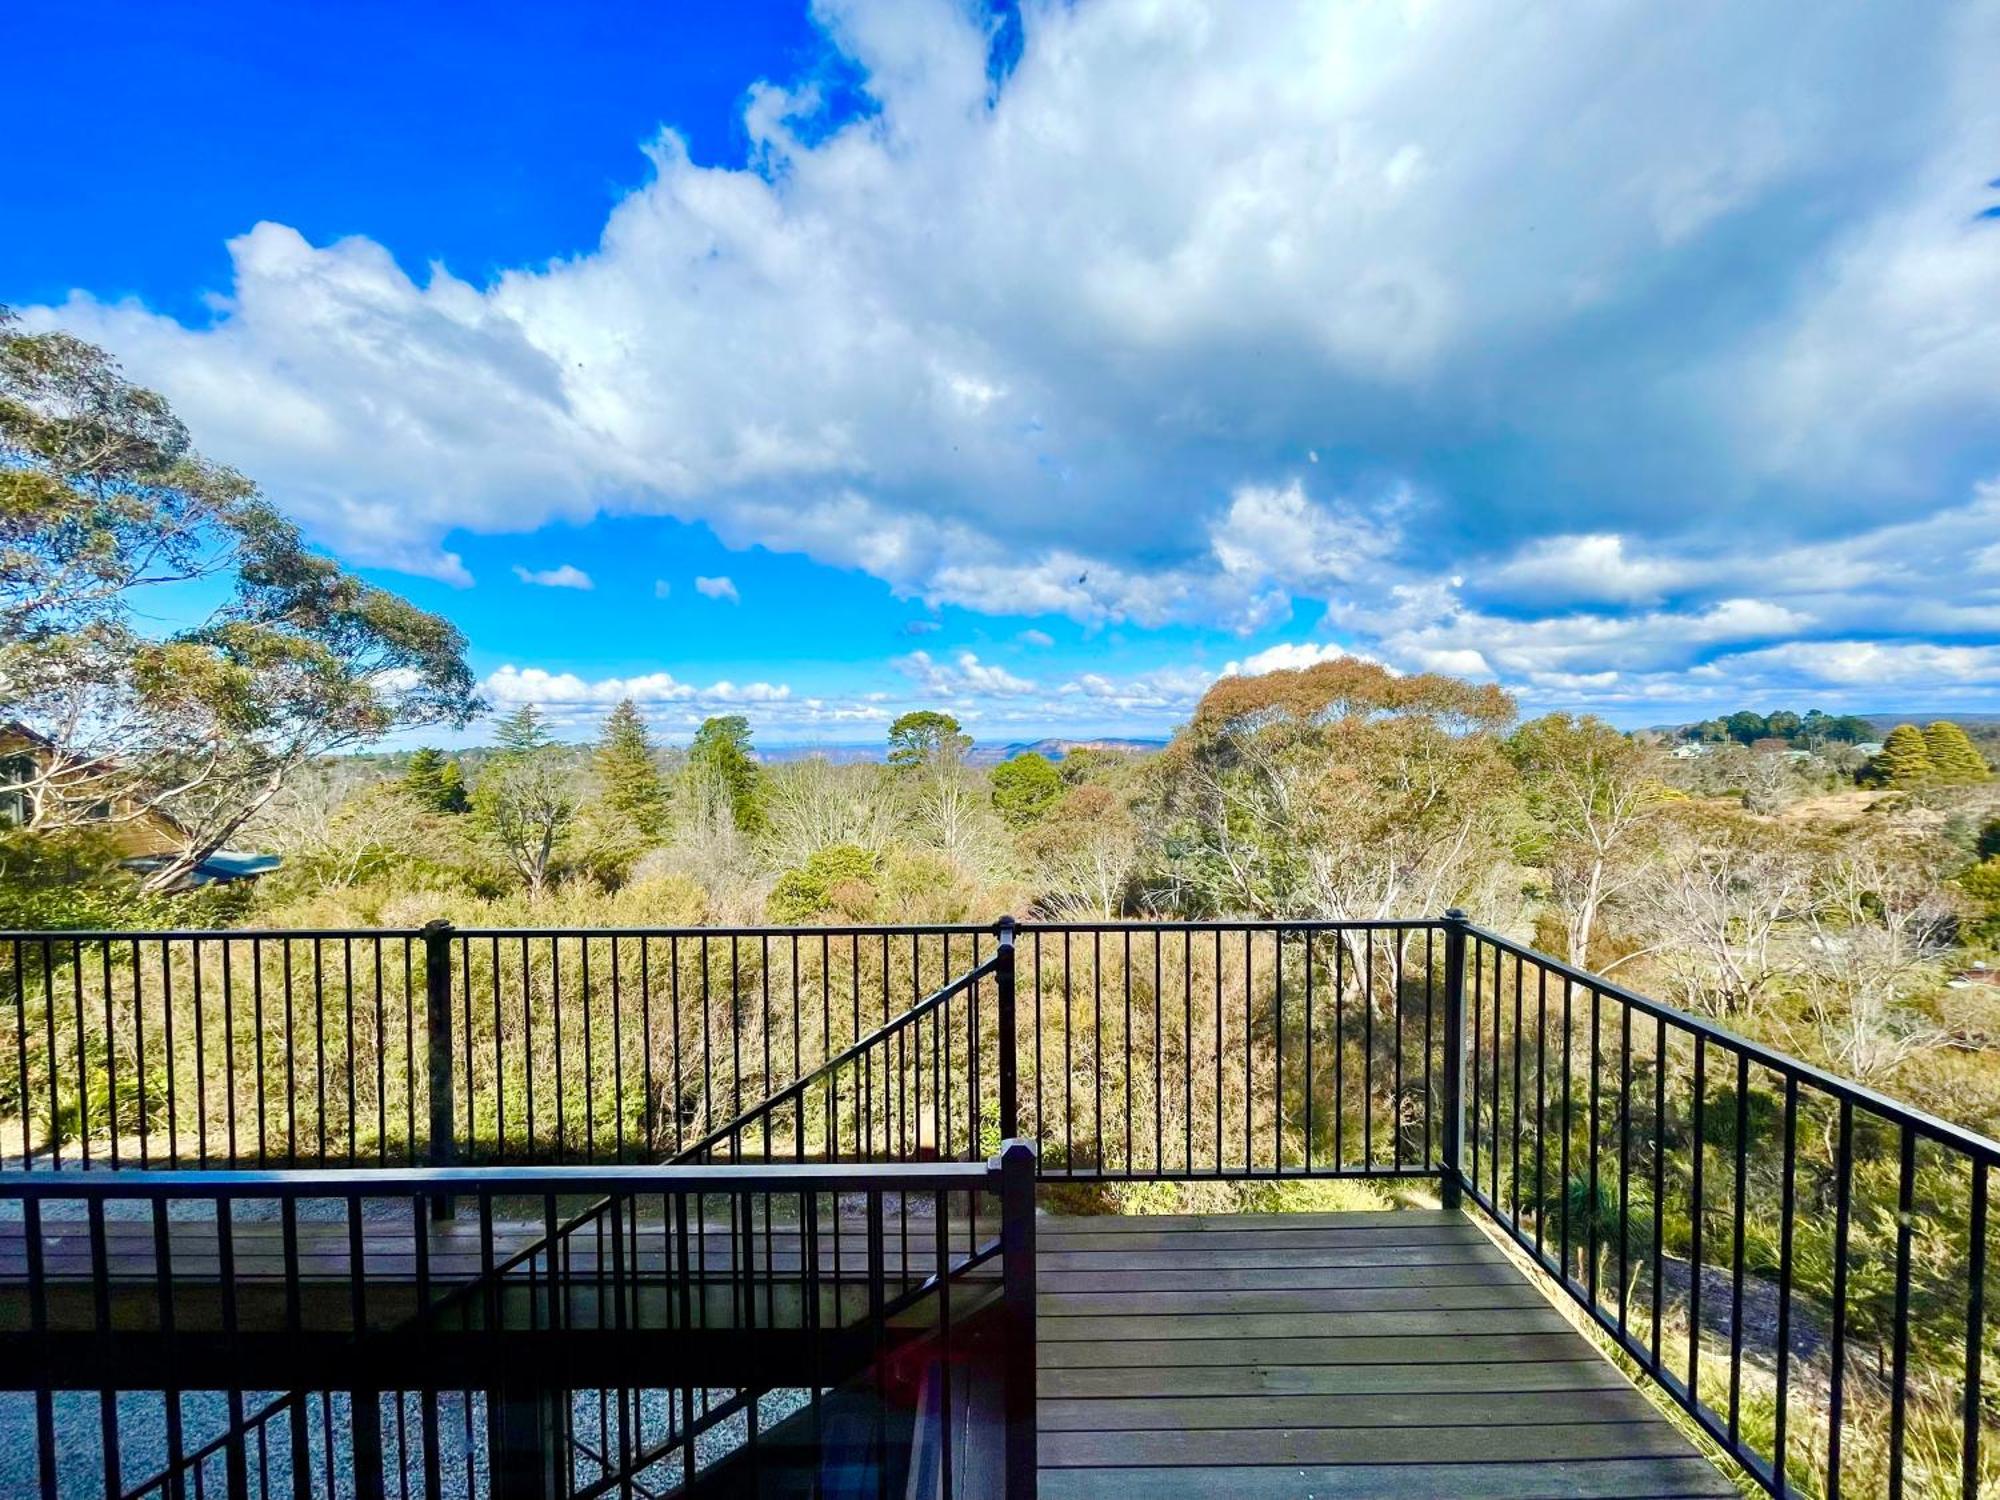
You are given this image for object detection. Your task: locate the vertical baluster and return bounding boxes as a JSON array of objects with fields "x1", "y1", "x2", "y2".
[
  {"x1": 1650, "y1": 1015, "x2": 1667, "y2": 1371},
  {"x1": 1888, "y1": 1123, "x2": 1917, "y2": 1499},
  {"x1": 103, "y1": 940, "x2": 121, "y2": 1171},
  {"x1": 1688, "y1": 1036, "x2": 1707, "y2": 1410},
  {"x1": 1510, "y1": 951, "x2": 1523, "y2": 1225},
  {"x1": 612, "y1": 936, "x2": 626, "y2": 1163},
  {"x1": 1963, "y1": 1159, "x2": 1986, "y2": 1500},
  {"x1": 1773, "y1": 1074, "x2": 1798, "y2": 1483},
  {"x1": 1727, "y1": 1052, "x2": 1749, "y2": 1445},
  {"x1": 1559, "y1": 975, "x2": 1573, "y2": 1281},
  {"x1": 582, "y1": 936, "x2": 597, "y2": 1162}
]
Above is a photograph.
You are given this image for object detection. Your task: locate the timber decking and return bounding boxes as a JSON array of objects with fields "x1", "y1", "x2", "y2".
[
  {"x1": 1035, "y1": 1211, "x2": 1736, "y2": 1499},
  {"x1": 0, "y1": 1204, "x2": 1737, "y2": 1496}
]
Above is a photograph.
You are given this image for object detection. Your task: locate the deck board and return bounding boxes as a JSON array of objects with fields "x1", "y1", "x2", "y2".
[{"x1": 1035, "y1": 1212, "x2": 1735, "y2": 1499}]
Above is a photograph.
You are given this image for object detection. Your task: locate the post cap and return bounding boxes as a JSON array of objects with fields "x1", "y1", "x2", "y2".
[
  {"x1": 1443, "y1": 908, "x2": 1468, "y2": 923},
  {"x1": 994, "y1": 1137, "x2": 1038, "y2": 1169}
]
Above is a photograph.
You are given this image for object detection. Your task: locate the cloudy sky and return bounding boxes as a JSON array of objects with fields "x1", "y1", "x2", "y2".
[{"x1": 11, "y1": 0, "x2": 2000, "y2": 745}]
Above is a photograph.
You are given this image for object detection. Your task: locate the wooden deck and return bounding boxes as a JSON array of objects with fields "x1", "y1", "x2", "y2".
[
  {"x1": 1035, "y1": 1211, "x2": 1735, "y2": 1499},
  {"x1": 1, "y1": 1204, "x2": 1737, "y2": 1496}
]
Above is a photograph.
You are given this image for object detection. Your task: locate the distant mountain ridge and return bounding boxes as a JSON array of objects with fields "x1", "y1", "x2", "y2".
[
  {"x1": 965, "y1": 736, "x2": 1170, "y2": 767},
  {"x1": 753, "y1": 736, "x2": 1169, "y2": 766}
]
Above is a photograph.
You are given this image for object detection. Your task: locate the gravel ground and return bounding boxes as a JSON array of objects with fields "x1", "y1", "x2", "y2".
[{"x1": 1, "y1": 1384, "x2": 821, "y2": 1497}]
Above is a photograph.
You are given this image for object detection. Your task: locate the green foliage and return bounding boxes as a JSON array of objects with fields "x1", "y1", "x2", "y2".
[
  {"x1": 989, "y1": 752, "x2": 1064, "y2": 825},
  {"x1": 1148, "y1": 656, "x2": 1517, "y2": 917},
  {"x1": 1872, "y1": 724, "x2": 1936, "y2": 787},
  {"x1": 493, "y1": 705, "x2": 551, "y2": 753},
  {"x1": 1687, "y1": 708, "x2": 1872, "y2": 749},
  {"x1": 1800, "y1": 709, "x2": 1873, "y2": 744},
  {"x1": 402, "y1": 747, "x2": 469, "y2": 814},
  {"x1": 0, "y1": 310, "x2": 481, "y2": 888},
  {"x1": 470, "y1": 709, "x2": 578, "y2": 896},
  {"x1": 1057, "y1": 746, "x2": 1113, "y2": 785},
  {"x1": 767, "y1": 843, "x2": 880, "y2": 922},
  {"x1": 687, "y1": 714, "x2": 763, "y2": 831},
  {"x1": 0, "y1": 828, "x2": 230, "y2": 931},
  {"x1": 887, "y1": 710, "x2": 970, "y2": 770},
  {"x1": 1724, "y1": 709, "x2": 1769, "y2": 745},
  {"x1": 1964, "y1": 857, "x2": 2000, "y2": 942},
  {"x1": 1922, "y1": 720, "x2": 1990, "y2": 785},
  {"x1": 593, "y1": 699, "x2": 669, "y2": 836}
]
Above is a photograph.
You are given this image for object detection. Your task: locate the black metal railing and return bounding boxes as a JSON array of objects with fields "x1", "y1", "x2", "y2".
[
  {"x1": 10, "y1": 909, "x2": 2000, "y2": 1498},
  {"x1": 2, "y1": 923, "x2": 1009, "y2": 1172},
  {"x1": 675, "y1": 944, "x2": 1007, "y2": 1167},
  {"x1": 0, "y1": 1148, "x2": 1039, "y2": 1500},
  {"x1": 1017, "y1": 919, "x2": 1443, "y2": 1179},
  {"x1": 1449, "y1": 915, "x2": 1998, "y2": 1500},
  {"x1": 5, "y1": 917, "x2": 1451, "y2": 1183}
]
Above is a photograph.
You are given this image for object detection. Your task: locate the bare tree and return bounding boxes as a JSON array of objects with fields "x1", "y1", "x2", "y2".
[
  {"x1": 1022, "y1": 786, "x2": 1136, "y2": 917},
  {"x1": 1799, "y1": 828, "x2": 1954, "y2": 1080},
  {"x1": 1511, "y1": 714, "x2": 1667, "y2": 967},
  {"x1": 761, "y1": 756, "x2": 899, "y2": 871},
  {"x1": 1617, "y1": 807, "x2": 1816, "y2": 1016}
]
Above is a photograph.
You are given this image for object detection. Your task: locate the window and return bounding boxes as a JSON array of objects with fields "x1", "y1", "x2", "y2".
[{"x1": 0, "y1": 754, "x2": 35, "y2": 828}]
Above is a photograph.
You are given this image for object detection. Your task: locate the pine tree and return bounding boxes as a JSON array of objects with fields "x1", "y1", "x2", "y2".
[
  {"x1": 1923, "y1": 720, "x2": 1991, "y2": 785},
  {"x1": 493, "y1": 704, "x2": 551, "y2": 754},
  {"x1": 1873, "y1": 724, "x2": 1935, "y2": 786},
  {"x1": 434, "y1": 758, "x2": 469, "y2": 814},
  {"x1": 687, "y1": 715, "x2": 764, "y2": 831},
  {"x1": 403, "y1": 747, "x2": 450, "y2": 809},
  {"x1": 594, "y1": 699, "x2": 669, "y2": 835},
  {"x1": 404, "y1": 748, "x2": 471, "y2": 813}
]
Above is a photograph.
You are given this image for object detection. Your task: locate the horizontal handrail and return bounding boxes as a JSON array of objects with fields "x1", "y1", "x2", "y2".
[
  {"x1": 0, "y1": 1157, "x2": 1001, "y2": 1199},
  {"x1": 2, "y1": 918, "x2": 1443, "y2": 941}
]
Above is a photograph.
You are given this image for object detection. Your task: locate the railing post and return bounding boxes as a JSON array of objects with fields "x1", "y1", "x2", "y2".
[
  {"x1": 490, "y1": 1382, "x2": 561, "y2": 1500},
  {"x1": 352, "y1": 1388, "x2": 386, "y2": 1500},
  {"x1": 1440, "y1": 910, "x2": 1468, "y2": 1211},
  {"x1": 998, "y1": 1138, "x2": 1038, "y2": 1500},
  {"x1": 995, "y1": 915, "x2": 1019, "y2": 1142},
  {"x1": 423, "y1": 920, "x2": 456, "y2": 1220}
]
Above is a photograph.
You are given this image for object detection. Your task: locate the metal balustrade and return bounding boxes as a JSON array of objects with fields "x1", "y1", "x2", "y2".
[{"x1": 5, "y1": 911, "x2": 1998, "y2": 1497}]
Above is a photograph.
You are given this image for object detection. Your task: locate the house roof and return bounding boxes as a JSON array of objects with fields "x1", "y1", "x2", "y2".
[{"x1": 121, "y1": 850, "x2": 283, "y2": 886}]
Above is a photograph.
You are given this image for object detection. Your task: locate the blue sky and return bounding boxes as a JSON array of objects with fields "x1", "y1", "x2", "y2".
[{"x1": 10, "y1": 1, "x2": 2000, "y2": 747}]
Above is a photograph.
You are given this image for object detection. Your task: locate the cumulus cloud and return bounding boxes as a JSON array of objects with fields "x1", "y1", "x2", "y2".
[
  {"x1": 896, "y1": 650, "x2": 1038, "y2": 699},
  {"x1": 24, "y1": 1, "x2": 2000, "y2": 709},
  {"x1": 652, "y1": 579, "x2": 672, "y2": 599},
  {"x1": 694, "y1": 575, "x2": 740, "y2": 603},
  {"x1": 512, "y1": 563, "x2": 594, "y2": 590}
]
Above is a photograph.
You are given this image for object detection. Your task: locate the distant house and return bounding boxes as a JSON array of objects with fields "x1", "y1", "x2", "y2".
[
  {"x1": 1669, "y1": 742, "x2": 1712, "y2": 759},
  {"x1": 1852, "y1": 741, "x2": 1884, "y2": 757},
  {"x1": 0, "y1": 721, "x2": 280, "y2": 888}
]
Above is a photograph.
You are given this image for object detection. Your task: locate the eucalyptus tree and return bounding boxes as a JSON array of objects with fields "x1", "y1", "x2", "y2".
[{"x1": 0, "y1": 310, "x2": 480, "y2": 889}]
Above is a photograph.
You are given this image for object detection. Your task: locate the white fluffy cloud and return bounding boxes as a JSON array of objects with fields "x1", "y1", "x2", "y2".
[
  {"x1": 693, "y1": 575, "x2": 741, "y2": 603},
  {"x1": 896, "y1": 650, "x2": 1038, "y2": 699},
  {"x1": 512, "y1": 563, "x2": 594, "y2": 590},
  {"x1": 25, "y1": 0, "x2": 2000, "y2": 707}
]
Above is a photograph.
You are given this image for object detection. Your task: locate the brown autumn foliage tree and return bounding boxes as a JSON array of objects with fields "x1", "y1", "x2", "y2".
[{"x1": 1144, "y1": 656, "x2": 1518, "y2": 919}]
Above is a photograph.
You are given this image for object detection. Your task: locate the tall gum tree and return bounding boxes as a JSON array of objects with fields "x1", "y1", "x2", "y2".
[{"x1": 0, "y1": 310, "x2": 481, "y2": 889}]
